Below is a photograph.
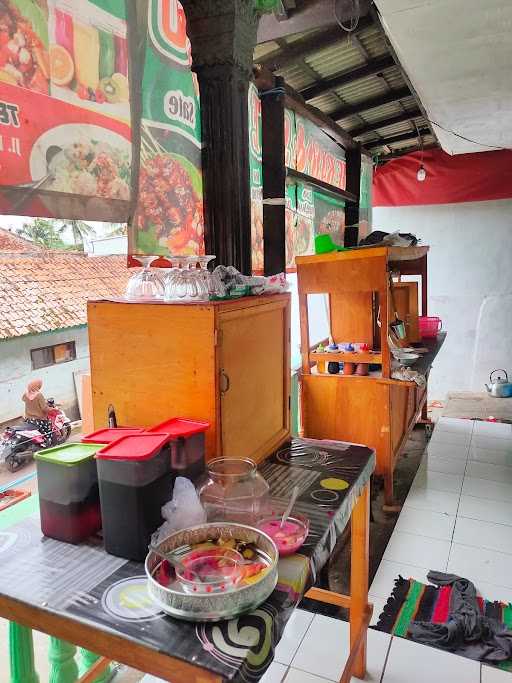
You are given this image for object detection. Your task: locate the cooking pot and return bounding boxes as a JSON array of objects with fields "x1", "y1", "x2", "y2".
[{"x1": 485, "y1": 370, "x2": 512, "y2": 398}]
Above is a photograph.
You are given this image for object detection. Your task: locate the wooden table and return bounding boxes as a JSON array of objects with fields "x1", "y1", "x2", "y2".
[{"x1": 0, "y1": 438, "x2": 375, "y2": 683}]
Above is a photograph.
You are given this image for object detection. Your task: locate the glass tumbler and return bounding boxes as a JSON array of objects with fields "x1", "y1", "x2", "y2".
[{"x1": 125, "y1": 255, "x2": 164, "y2": 300}]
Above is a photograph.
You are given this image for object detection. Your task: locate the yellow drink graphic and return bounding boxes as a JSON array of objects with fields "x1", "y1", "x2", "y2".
[{"x1": 74, "y1": 23, "x2": 100, "y2": 90}]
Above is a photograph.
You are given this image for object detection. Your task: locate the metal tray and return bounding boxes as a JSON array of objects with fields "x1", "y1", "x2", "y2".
[{"x1": 145, "y1": 522, "x2": 278, "y2": 622}]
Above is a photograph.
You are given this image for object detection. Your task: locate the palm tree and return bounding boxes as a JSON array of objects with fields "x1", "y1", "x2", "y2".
[
  {"x1": 60, "y1": 219, "x2": 96, "y2": 249},
  {"x1": 17, "y1": 219, "x2": 66, "y2": 249}
]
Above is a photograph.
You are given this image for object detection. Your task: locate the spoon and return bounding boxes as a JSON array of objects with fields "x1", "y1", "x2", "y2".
[
  {"x1": 280, "y1": 485, "x2": 300, "y2": 529},
  {"x1": 10, "y1": 145, "x2": 63, "y2": 213},
  {"x1": 149, "y1": 546, "x2": 198, "y2": 579}
]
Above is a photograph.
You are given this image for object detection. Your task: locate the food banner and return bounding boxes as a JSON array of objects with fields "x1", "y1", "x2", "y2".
[
  {"x1": 0, "y1": 0, "x2": 132, "y2": 221},
  {"x1": 313, "y1": 190, "x2": 345, "y2": 243},
  {"x1": 131, "y1": 0, "x2": 204, "y2": 257},
  {"x1": 282, "y1": 107, "x2": 347, "y2": 269},
  {"x1": 285, "y1": 110, "x2": 346, "y2": 190},
  {"x1": 248, "y1": 82, "x2": 263, "y2": 274},
  {"x1": 283, "y1": 107, "x2": 295, "y2": 169}
]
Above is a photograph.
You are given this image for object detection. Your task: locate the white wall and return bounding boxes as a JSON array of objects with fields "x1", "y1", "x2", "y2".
[
  {"x1": 0, "y1": 326, "x2": 90, "y2": 423},
  {"x1": 374, "y1": 199, "x2": 512, "y2": 400}
]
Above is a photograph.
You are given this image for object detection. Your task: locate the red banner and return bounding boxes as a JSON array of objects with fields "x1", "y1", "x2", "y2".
[{"x1": 373, "y1": 148, "x2": 512, "y2": 207}]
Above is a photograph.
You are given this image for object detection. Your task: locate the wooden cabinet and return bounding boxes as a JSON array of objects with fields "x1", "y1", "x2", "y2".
[
  {"x1": 296, "y1": 246, "x2": 441, "y2": 506},
  {"x1": 87, "y1": 294, "x2": 291, "y2": 463}
]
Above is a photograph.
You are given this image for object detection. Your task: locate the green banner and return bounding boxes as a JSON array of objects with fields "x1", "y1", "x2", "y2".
[
  {"x1": 132, "y1": 0, "x2": 204, "y2": 256},
  {"x1": 248, "y1": 82, "x2": 263, "y2": 273}
]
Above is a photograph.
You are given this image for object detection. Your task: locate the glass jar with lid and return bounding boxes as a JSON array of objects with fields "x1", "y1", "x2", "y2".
[{"x1": 197, "y1": 458, "x2": 270, "y2": 525}]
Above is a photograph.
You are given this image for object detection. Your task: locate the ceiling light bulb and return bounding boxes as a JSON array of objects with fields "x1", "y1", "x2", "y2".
[{"x1": 417, "y1": 165, "x2": 426, "y2": 182}]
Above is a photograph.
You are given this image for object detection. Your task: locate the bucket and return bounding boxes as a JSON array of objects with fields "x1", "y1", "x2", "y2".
[{"x1": 419, "y1": 316, "x2": 442, "y2": 338}]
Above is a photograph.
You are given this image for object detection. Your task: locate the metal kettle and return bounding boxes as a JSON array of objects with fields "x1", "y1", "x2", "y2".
[{"x1": 485, "y1": 369, "x2": 512, "y2": 398}]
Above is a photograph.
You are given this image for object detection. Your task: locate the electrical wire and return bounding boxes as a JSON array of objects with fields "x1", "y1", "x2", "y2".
[
  {"x1": 427, "y1": 118, "x2": 511, "y2": 151},
  {"x1": 333, "y1": 0, "x2": 360, "y2": 33}
]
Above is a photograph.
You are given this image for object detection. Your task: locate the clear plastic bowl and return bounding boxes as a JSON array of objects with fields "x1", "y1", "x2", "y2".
[
  {"x1": 258, "y1": 513, "x2": 309, "y2": 556},
  {"x1": 176, "y1": 548, "x2": 244, "y2": 594}
]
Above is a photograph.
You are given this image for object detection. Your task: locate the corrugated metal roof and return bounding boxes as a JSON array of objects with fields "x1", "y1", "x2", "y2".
[{"x1": 254, "y1": 14, "x2": 436, "y2": 158}]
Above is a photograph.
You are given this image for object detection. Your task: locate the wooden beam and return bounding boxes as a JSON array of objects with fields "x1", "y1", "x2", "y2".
[
  {"x1": 257, "y1": 0, "x2": 370, "y2": 43},
  {"x1": 286, "y1": 167, "x2": 357, "y2": 203},
  {"x1": 284, "y1": 89, "x2": 357, "y2": 150},
  {"x1": 376, "y1": 142, "x2": 438, "y2": 161},
  {"x1": 256, "y1": 16, "x2": 372, "y2": 71},
  {"x1": 350, "y1": 108, "x2": 422, "y2": 138},
  {"x1": 331, "y1": 87, "x2": 411, "y2": 121},
  {"x1": 262, "y1": 77, "x2": 286, "y2": 275},
  {"x1": 300, "y1": 55, "x2": 395, "y2": 102},
  {"x1": 367, "y1": 127, "x2": 430, "y2": 150},
  {"x1": 344, "y1": 146, "x2": 361, "y2": 246}
]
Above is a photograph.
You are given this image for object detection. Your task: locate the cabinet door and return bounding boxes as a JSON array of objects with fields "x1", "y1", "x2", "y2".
[{"x1": 219, "y1": 301, "x2": 290, "y2": 462}]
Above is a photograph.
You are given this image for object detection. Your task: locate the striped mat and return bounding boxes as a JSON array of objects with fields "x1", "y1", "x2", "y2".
[{"x1": 373, "y1": 576, "x2": 512, "y2": 672}]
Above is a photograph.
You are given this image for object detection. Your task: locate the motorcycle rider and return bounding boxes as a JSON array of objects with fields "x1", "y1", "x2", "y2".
[{"x1": 22, "y1": 379, "x2": 52, "y2": 447}]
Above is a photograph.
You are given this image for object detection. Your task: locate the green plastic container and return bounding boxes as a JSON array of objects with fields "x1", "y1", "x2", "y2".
[{"x1": 35, "y1": 443, "x2": 103, "y2": 543}]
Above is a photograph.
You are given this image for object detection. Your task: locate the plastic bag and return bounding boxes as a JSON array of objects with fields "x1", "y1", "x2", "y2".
[{"x1": 150, "y1": 477, "x2": 206, "y2": 547}]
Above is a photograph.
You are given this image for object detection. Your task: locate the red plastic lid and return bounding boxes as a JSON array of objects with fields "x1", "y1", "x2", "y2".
[
  {"x1": 95, "y1": 433, "x2": 171, "y2": 461},
  {"x1": 146, "y1": 417, "x2": 210, "y2": 438},
  {"x1": 81, "y1": 427, "x2": 144, "y2": 444}
]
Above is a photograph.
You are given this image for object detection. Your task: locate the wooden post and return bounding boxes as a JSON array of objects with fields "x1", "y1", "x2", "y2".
[
  {"x1": 344, "y1": 146, "x2": 362, "y2": 247},
  {"x1": 350, "y1": 482, "x2": 370, "y2": 679},
  {"x1": 260, "y1": 75, "x2": 286, "y2": 275},
  {"x1": 182, "y1": 1, "x2": 259, "y2": 274}
]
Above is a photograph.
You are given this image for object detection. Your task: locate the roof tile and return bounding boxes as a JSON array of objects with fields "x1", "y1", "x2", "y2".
[{"x1": 0, "y1": 253, "x2": 131, "y2": 340}]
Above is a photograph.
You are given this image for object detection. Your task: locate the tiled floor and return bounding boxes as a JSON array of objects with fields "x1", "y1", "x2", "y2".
[{"x1": 259, "y1": 418, "x2": 512, "y2": 682}]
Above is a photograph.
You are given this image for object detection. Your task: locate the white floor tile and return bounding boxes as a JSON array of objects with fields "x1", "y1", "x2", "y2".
[
  {"x1": 469, "y1": 445, "x2": 512, "y2": 468},
  {"x1": 473, "y1": 580, "x2": 512, "y2": 604},
  {"x1": 404, "y1": 487, "x2": 459, "y2": 515},
  {"x1": 448, "y1": 543, "x2": 512, "y2": 588},
  {"x1": 482, "y1": 665, "x2": 512, "y2": 683},
  {"x1": 425, "y1": 453, "x2": 467, "y2": 475},
  {"x1": 284, "y1": 669, "x2": 331, "y2": 683},
  {"x1": 462, "y1": 476, "x2": 512, "y2": 504},
  {"x1": 453, "y1": 517, "x2": 512, "y2": 555},
  {"x1": 394, "y1": 506, "x2": 456, "y2": 541},
  {"x1": 370, "y1": 560, "x2": 430, "y2": 599},
  {"x1": 261, "y1": 662, "x2": 288, "y2": 683},
  {"x1": 426, "y1": 441, "x2": 469, "y2": 460},
  {"x1": 473, "y1": 421, "x2": 512, "y2": 440},
  {"x1": 275, "y1": 609, "x2": 315, "y2": 665},
  {"x1": 412, "y1": 469, "x2": 463, "y2": 494},
  {"x1": 459, "y1": 495, "x2": 512, "y2": 527},
  {"x1": 382, "y1": 635, "x2": 480, "y2": 682},
  {"x1": 383, "y1": 530, "x2": 450, "y2": 569},
  {"x1": 472, "y1": 435, "x2": 512, "y2": 453},
  {"x1": 466, "y1": 460, "x2": 512, "y2": 484},
  {"x1": 369, "y1": 594, "x2": 387, "y2": 626},
  {"x1": 437, "y1": 417, "x2": 474, "y2": 433},
  {"x1": 430, "y1": 430, "x2": 472, "y2": 447},
  {"x1": 290, "y1": 615, "x2": 390, "y2": 683}
]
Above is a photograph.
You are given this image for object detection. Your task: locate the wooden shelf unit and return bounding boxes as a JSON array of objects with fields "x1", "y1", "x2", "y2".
[
  {"x1": 297, "y1": 246, "x2": 434, "y2": 505},
  {"x1": 87, "y1": 294, "x2": 291, "y2": 464}
]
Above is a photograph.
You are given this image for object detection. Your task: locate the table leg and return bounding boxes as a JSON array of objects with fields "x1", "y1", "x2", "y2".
[
  {"x1": 48, "y1": 637, "x2": 79, "y2": 683},
  {"x1": 9, "y1": 622, "x2": 39, "y2": 683},
  {"x1": 349, "y1": 482, "x2": 370, "y2": 680}
]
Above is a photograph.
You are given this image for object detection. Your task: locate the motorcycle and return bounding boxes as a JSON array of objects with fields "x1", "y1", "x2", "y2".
[{"x1": 0, "y1": 399, "x2": 72, "y2": 473}]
